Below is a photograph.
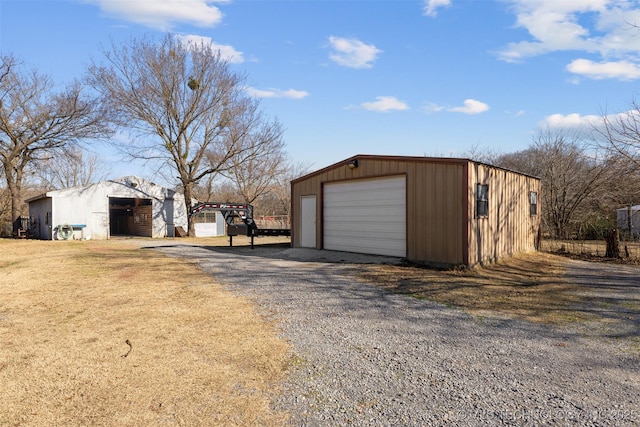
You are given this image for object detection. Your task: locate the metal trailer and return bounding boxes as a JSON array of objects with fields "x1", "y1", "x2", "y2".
[{"x1": 189, "y1": 202, "x2": 291, "y2": 248}]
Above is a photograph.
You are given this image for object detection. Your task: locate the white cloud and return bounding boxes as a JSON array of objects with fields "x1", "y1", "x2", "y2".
[
  {"x1": 328, "y1": 36, "x2": 382, "y2": 69},
  {"x1": 540, "y1": 110, "x2": 640, "y2": 132},
  {"x1": 497, "y1": 0, "x2": 640, "y2": 80},
  {"x1": 540, "y1": 112, "x2": 602, "y2": 129},
  {"x1": 176, "y1": 34, "x2": 244, "y2": 64},
  {"x1": 538, "y1": 111, "x2": 615, "y2": 141},
  {"x1": 246, "y1": 87, "x2": 309, "y2": 99},
  {"x1": 424, "y1": 0, "x2": 451, "y2": 17},
  {"x1": 422, "y1": 102, "x2": 445, "y2": 113},
  {"x1": 497, "y1": 0, "x2": 606, "y2": 61},
  {"x1": 448, "y1": 99, "x2": 490, "y2": 115},
  {"x1": 84, "y1": 0, "x2": 225, "y2": 29},
  {"x1": 361, "y1": 96, "x2": 409, "y2": 112},
  {"x1": 566, "y1": 59, "x2": 640, "y2": 80}
]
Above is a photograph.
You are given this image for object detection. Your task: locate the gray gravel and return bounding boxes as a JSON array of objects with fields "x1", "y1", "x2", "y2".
[{"x1": 155, "y1": 244, "x2": 640, "y2": 426}]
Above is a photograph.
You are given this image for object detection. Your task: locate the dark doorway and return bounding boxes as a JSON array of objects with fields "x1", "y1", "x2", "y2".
[{"x1": 109, "y1": 197, "x2": 153, "y2": 237}]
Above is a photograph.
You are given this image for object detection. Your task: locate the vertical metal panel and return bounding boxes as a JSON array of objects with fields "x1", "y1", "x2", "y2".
[
  {"x1": 467, "y1": 162, "x2": 541, "y2": 265},
  {"x1": 28, "y1": 198, "x2": 53, "y2": 240},
  {"x1": 406, "y1": 161, "x2": 419, "y2": 258},
  {"x1": 462, "y1": 163, "x2": 470, "y2": 265},
  {"x1": 410, "y1": 161, "x2": 465, "y2": 266}
]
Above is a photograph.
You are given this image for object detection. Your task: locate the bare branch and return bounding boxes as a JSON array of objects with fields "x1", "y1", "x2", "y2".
[
  {"x1": 34, "y1": 146, "x2": 112, "y2": 190},
  {"x1": 495, "y1": 127, "x2": 613, "y2": 239},
  {"x1": 0, "y1": 54, "x2": 113, "y2": 223},
  {"x1": 87, "y1": 33, "x2": 277, "y2": 235},
  {"x1": 593, "y1": 98, "x2": 640, "y2": 168}
]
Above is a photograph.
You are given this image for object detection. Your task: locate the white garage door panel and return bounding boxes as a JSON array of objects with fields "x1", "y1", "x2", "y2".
[
  {"x1": 325, "y1": 207, "x2": 404, "y2": 220},
  {"x1": 323, "y1": 176, "x2": 406, "y2": 257}
]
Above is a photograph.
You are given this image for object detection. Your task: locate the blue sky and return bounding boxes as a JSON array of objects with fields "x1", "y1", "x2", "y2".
[{"x1": 1, "y1": 0, "x2": 640, "y2": 181}]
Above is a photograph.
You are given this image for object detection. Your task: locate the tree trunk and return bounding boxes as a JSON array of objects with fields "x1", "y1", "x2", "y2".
[
  {"x1": 4, "y1": 163, "x2": 23, "y2": 225},
  {"x1": 604, "y1": 228, "x2": 621, "y2": 258},
  {"x1": 183, "y1": 181, "x2": 195, "y2": 237}
]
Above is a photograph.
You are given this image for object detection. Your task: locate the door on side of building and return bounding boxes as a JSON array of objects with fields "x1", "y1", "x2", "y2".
[{"x1": 300, "y1": 195, "x2": 317, "y2": 248}]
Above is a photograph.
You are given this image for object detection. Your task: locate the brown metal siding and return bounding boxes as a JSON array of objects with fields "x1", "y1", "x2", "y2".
[
  {"x1": 467, "y1": 163, "x2": 540, "y2": 265},
  {"x1": 291, "y1": 155, "x2": 539, "y2": 266},
  {"x1": 406, "y1": 160, "x2": 466, "y2": 265}
]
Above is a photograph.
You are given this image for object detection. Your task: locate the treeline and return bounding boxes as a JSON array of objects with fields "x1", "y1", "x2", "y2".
[
  {"x1": 2, "y1": 34, "x2": 640, "y2": 239},
  {"x1": 0, "y1": 34, "x2": 308, "y2": 236},
  {"x1": 482, "y1": 119, "x2": 640, "y2": 240}
]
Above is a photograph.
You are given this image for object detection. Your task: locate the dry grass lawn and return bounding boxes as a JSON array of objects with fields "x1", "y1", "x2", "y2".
[
  {"x1": 359, "y1": 252, "x2": 619, "y2": 324},
  {"x1": 0, "y1": 238, "x2": 291, "y2": 426},
  {"x1": 3, "y1": 234, "x2": 635, "y2": 425},
  {"x1": 541, "y1": 238, "x2": 640, "y2": 261}
]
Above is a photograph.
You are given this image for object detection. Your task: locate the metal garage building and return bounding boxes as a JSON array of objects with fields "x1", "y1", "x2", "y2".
[
  {"x1": 291, "y1": 155, "x2": 541, "y2": 267},
  {"x1": 26, "y1": 176, "x2": 223, "y2": 240}
]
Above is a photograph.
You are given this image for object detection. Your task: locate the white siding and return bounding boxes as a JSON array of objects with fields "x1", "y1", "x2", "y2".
[
  {"x1": 194, "y1": 212, "x2": 225, "y2": 237},
  {"x1": 617, "y1": 205, "x2": 640, "y2": 238},
  {"x1": 300, "y1": 196, "x2": 317, "y2": 248},
  {"x1": 323, "y1": 176, "x2": 406, "y2": 257},
  {"x1": 28, "y1": 176, "x2": 189, "y2": 240}
]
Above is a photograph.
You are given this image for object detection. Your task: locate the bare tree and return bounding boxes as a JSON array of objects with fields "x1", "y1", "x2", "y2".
[
  {"x1": 88, "y1": 34, "x2": 279, "y2": 235},
  {"x1": 464, "y1": 143, "x2": 501, "y2": 164},
  {"x1": 192, "y1": 173, "x2": 218, "y2": 202},
  {"x1": 0, "y1": 54, "x2": 112, "y2": 226},
  {"x1": 264, "y1": 160, "x2": 310, "y2": 217},
  {"x1": 243, "y1": 159, "x2": 310, "y2": 228},
  {"x1": 592, "y1": 154, "x2": 640, "y2": 239},
  {"x1": 192, "y1": 156, "x2": 309, "y2": 229},
  {"x1": 196, "y1": 179, "x2": 241, "y2": 203},
  {"x1": 35, "y1": 146, "x2": 112, "y2": 190},
  {"x1": 595, "y1": 98, "x2": 640, "y2": 167},
  {"x1": 215, "y1": 106, "x2": 286, "y2": 204},
  {"x1": 495, "y1": 128, "x2": 611, "y2": 239}
]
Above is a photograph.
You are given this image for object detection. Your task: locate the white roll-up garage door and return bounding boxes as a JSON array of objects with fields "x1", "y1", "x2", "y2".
[{"x1": 323, "y1": 175, "x2": 406, "y2": 257}]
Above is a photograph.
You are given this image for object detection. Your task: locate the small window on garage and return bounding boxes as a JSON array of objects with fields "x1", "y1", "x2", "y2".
[
  {"x1": 476, "y1": 184, "x2": 489, "y2": 218},
  {"x1": 530, "y1": 191, "x2": 538, "y2": 216}
]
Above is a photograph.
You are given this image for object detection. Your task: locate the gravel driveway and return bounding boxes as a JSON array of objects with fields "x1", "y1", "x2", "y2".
[
  {"x1": 156, "y1": 244, "x2": 639, "y2": 426},
  {"x1": 564, "y1": 259, "x2": 640, "y2": 340}
]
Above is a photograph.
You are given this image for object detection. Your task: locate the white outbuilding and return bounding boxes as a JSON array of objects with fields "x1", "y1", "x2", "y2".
[
  {"x1": 27, "y1": 176, "x2": 223, "y2": 240},
  {"x1": 617, "y1": 205, "x2": 640, "y2": 239}
]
